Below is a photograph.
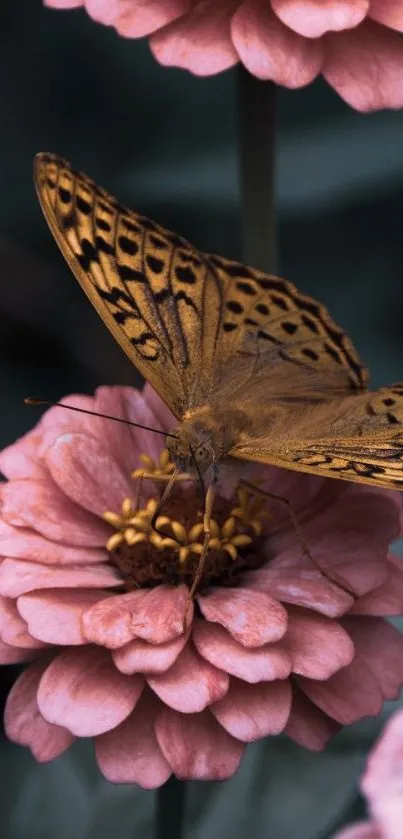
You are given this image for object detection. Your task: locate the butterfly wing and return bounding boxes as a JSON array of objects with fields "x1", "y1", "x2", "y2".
[
  {"x1": 229, "y1": 384, "x2": 403, "y2": 489},
  {"x1": 35, "y1": 153, "x2": 367, "y2": 421}
]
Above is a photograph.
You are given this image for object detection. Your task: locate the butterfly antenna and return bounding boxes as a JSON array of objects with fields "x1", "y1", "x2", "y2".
[{"x1": 24, "y1": 397, "x2": 177, "y2": 438}]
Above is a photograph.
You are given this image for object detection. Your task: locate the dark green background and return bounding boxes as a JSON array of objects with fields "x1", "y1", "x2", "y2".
[{"x1": 1, "y1": 2, "x2": 403, "y2": 836}]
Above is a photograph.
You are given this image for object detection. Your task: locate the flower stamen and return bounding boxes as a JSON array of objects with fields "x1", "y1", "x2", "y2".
[{"x1": 104, "y1": 451, "x2": 267, "y2": 590}]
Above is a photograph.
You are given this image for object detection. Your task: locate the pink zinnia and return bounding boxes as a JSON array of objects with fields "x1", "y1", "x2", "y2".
[
  {"x1": 44, "y1": 1, "x2": 403, "y2": 112},
  {"x1": 2, "y1": 383, "x2": 403, "y2": 788},
  {"x1": 332, "y1": 709, "x2": 403, "y2": 839}
]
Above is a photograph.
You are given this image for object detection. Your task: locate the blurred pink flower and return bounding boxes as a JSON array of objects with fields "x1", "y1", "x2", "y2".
[
  {"x1": 44, "y1": 1, "x2": 403, "y2": 111},
  {"x1": 332, "y1": 709, "x2": 403, "y2": 839},
  {"x1": 2, "y1": 384, "x2": 403, "y2": 788}
]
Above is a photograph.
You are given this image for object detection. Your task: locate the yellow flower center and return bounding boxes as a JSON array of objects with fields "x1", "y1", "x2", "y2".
[{"x1": 103, "y1": 450, "x2": 268, "y2": 591}]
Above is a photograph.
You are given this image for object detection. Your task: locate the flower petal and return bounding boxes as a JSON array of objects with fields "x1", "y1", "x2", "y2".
[
  {"x1": 150, "y1": 0, "x2": 239, "y2": 76},
  {"x1": 0, "y1": 594, "x2": 47, "y2": 649},
  {"x1": 232, "y1": 0, "x2": 324, "y2": 86},
  {"x1": 211, "y1": 677, "x2": 292, "y2": 741},
  {"x1": 272, "y1": 0, "x2": 369, "y2": 38},
  {"x1": 115, "y1": 0, "x2": 193, "y2": 39},
  {"x1": 193, "y1": 619, "x2": 291, "y2": 683},
  {"x1": 93, "y1": 385, "x2": 170, "y2": 474},
  {"x1": 0, "y1": 558, "x2": 119, "y2": 597},
  {"x1": 298, "y1": 655, "x2": 384, "y2": 724},
  {"x1": 37, "y1": 646, "x2": 144, "y2": 736},
  {"x1": 342, "y1": 616, "x2": 403, "y2": 701},
  {"x1": 285, "y1": 684, "x2": 341, "y2": 751},
  {"x1": 82, "y1": 590, "x2": 150, "y2": 649},
  {"x1": 155, "y1": 706, "x2": 245, "y2": 780},
  {"x1": 0, "y1": 477, "x2": 109, "y2": 546},
  {"x1": 0, "y1": 427, "x2": 47, "y2": 481},
  {"x1": 113, "y1": 632, "x2": 188, "y2": 674},
  {"x1": 323, "y1": 20, "x2": 403, "y2": 112},
  {"x1": 44, "y1": 432, "x2": 134, "y2": 516},
  {"x1": 18, "y1": 589, "x2": 104, "y2": 645},
  {"x1": 369, "y1": 0, "x2": 403, "y2": 33},
  {"x1": 0, "y1": 638, "x2": 38, "y2": 664},
  {"x1": 5, "y1": 658, "x2": 74, "y2": 761},
  {"x1": 197, "y1": 586, "x2": 288, "y2": 647},
  {"x1": 148, "y1": 642, "x2": 229, "y2": 712},
  {"x1": 331, "y1": 824, "x2": 380, "y2": 839},
  {"x1": 95, "y1": 691, "x2": 171, "y2": 788},
  {"x1": 130, "y1": 584, "x2": 192, "y2": 643},
  {"x1": 0, "y1": 520, "x2": 108, "y2": 565},
  {"x1": 351, "y1": 555, "x2": 403, "y2": 615},
  {"x1": 285, "y1": 606, "x2": 355, "y2": 678},
  {"x1": 247, "y1": 564, "x2": 354, "y2": 617}
]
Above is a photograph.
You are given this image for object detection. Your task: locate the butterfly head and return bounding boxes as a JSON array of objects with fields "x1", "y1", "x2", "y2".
[{"x1": 166, "y1": 421, "x2": 216, "y2": 476}]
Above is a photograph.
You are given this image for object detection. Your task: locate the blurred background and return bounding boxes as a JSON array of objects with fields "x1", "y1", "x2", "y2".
[{"x1": 1, "y1": 1, "x2": 403, "y2": 837}]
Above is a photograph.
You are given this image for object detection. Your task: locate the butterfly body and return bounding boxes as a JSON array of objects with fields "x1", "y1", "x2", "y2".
[
  {"x1": 167, "y1": 404, "x2": 253, "y2": 475},
  {"x1": 34, "y1": 152, "x2": 403, "y2": 491}
]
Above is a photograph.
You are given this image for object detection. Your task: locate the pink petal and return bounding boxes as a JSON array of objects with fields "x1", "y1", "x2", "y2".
[
  {"x1": 155, "y1": 706, "x2": 245, "y2": 780},
  {"x1": 0, "y1": 637, "x2": 38, "y2": 664},
  {"x1": 331, "y1": 825, "x2": 380, "y2": 839},
  {"x1": 142, "y1": 383, "x2": 175, "y2": 431},
  {"x1": 0, "y1": 477, "x2": 110, "y2": 546},
  {"x1": 0, "y1": 594, "x2": 46, "y2": 649},
  {"x1": 0, "y1": 428, "x2": 47, "y2": 481},
  {"x1": 323, "y1": 20, "x2": 403, "y2": 111},
  {"x1": 84, "y1": 0, "x2": 122, "y2": 24},
  {"x1": 115, "y1": 1, "x2": 193, "y2": 39},
  {"x1": 18, "y1": 589, "x2": 104, "y2": 645},
  {"x1": 44, "y1": 1, "x2": 84, "y2": 7},
  {"x1": 342, "y1": 616, "x2": 403, "y2": 701},
  {"x1": 113, "y1": 632, "x2": 188, "y2": 674},
  {"x1": 150, "y1": 0, "x2": 239, "y2": 76},
  {"x1": 298, "y1": 655, "x2": 384, "y2": 724},
  {"x1": 285, "y1": 606, "x2": 355, "y2": 678},
  {"x1": 211, "y1": 677, "x2": 291, "y2": 741},
  {"x1": 92, "y1": 385, "x2": 170, "y2": 475},
  {"x1": 38, "y1": 646, "x2": 144, "y2": 736},
  {"x1": 5, "y1": 658, "x2": 74, "y2": 761},
  {"x1": 232, "y1": 0, "x2": 324, "y2": 86},
  {"x1": 193, "y1": 619, "x2": 291, "y2": 683},
  {"x1": 148, "y1": 642, "x2": 229, "y2": 712},
  {"x1": 362, "y1": 708, "x2": 403, "y2": 800},
  {"x1": 197, "y1": 586, "x2": 287, "y2": 647},
  {"x1": 130, "y1": 584, "x2": 192, "y2": 643},
  {"x1": 95, "y1": 691, "x2": 171, "y2": 788},
  {"x1": 272, "y1": 0, "x2": 369, "y2": 38},
  {"x1": 285, "y1": 685, "x2": 341, "y2": 750},
  {"x1": 247, "y1": 565, "x2": 354, "y2": 617},
  {"x1": 0, "y1": 557, "x2": 120, "y2": 597},
  {"x1": 44, "y1": 432, "x2": 134, "y2": 516},
  {"x1": 351, "y1": 554, "x2": 403, "y2": 615},
  {"x1": 369, "y1": 0, "x2": 403, "y2": 32},
  {"x1": 82, "y1": 590, "x2": 150, "y2": 649},
  {"x1": 360, "y1": 709, "x2": 403, "y2": 839},
  {"x1": 0, "y1": 520, "x2": 108, "y2": 565}
]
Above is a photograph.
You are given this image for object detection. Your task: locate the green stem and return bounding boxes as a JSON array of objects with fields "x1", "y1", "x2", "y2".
[
  {"x1": 237, "y1": 67, "x2": 277, "y2": 274},
  {"x1": 155, "y1": 775, "x2": 187, "y2": 839}
]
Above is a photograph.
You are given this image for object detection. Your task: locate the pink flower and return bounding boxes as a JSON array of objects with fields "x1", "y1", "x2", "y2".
[
  {"x1": 2, "y1": 384, "x2": 403, "y2": 788},
  {"x1": 332, "y1": 709, "x2": 403, "y2": 839},
  {"x1": 44, "y1": 0, "x2": 403, "y2": 111}
]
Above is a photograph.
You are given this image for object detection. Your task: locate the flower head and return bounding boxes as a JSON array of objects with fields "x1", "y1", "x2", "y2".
[
  {"x1": 2, "y1": 384, "x2": 403, "y2": 787},
  {"x1": 44, "y1": 0, "x2": 403, "y2": 111},
  {"x1": 332, "y1": 709, "x2": 403, "y2": 839}
]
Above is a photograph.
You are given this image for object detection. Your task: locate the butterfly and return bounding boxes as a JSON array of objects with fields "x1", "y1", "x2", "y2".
[{"x1": 34, "y1": 152, "x2": 403, "y2": 493}]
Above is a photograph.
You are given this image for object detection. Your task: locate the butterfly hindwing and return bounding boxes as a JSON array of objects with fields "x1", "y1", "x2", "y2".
[{"x1": 231, "y1": 384, "x2": 403, "y2": 489}]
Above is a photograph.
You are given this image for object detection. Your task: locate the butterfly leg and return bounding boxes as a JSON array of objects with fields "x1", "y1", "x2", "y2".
[{"x1": 239, "y1": 479, "x2": 356, "y2": 598}]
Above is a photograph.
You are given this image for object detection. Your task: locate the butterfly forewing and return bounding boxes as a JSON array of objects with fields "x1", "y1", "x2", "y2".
[{"x1": 35, "y1": 153, "x2": 403, "y2": 491}]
